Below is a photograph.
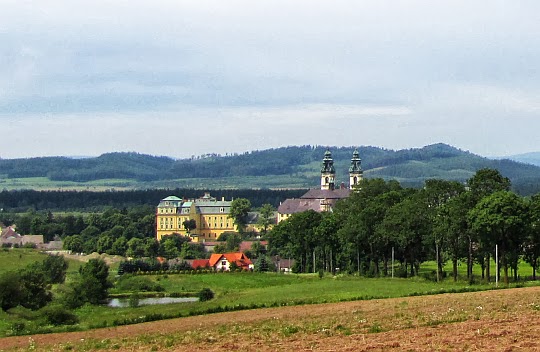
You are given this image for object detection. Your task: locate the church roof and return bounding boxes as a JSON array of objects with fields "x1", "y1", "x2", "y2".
[
  {"x1": 278, "y1": 198, "x2": 322, "y2": 214},
  {"x1": 300, "y1": 188, "x2": 351, "y2": 200}
]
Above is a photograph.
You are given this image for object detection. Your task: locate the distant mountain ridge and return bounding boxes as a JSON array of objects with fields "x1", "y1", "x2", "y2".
[
  {"x1": 1, "y1": 143, "x2": 540, "y2": 195},
  {"x1": 505, "y1": 152, "x2": 540, "y2": 167}
]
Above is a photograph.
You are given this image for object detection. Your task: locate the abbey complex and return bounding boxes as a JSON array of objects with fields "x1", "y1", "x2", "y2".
[{"x1": 155, "y1": 149, "x2": 363, "y2": 242}]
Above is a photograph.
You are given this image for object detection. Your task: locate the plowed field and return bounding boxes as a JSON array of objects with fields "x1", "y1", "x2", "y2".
[{"x1": 2, "y1": 286, "x2": 540, "y2": 351}]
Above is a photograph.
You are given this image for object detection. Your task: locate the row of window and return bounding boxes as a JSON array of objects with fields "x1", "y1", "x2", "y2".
[{"x1": 159, "y1": 207, "x2": 227, "y2": 214}]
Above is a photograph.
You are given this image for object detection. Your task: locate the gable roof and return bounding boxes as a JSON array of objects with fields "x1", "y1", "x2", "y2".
[
  {"x1": 0, "y1": 226, "x2": 21, "y2": 240},
  {"x1": 239, "y1": 241, "x2": 268, "y2": 253},
  {"x1": 190, "y1": 259, "x2": 210, "y2": 269},
  {"x1": 209, "y1": 252, "x2": 253, "y2": 267},
  {"x1": 278, "y1": 198, "x2": 321, "y2": 214},
  {"x1": 300, "y1": 188, "x2": 351, "y2": 200}
]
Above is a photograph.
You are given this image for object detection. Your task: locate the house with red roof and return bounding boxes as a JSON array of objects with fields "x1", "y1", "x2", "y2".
[
  {"x1": 0, "y1": 226, "x2": 23, "y2": 246},
  {"x1": 209, "y1": 252, "x2": 254, "y2": 271},
  {"x1": 190, "y1": 259, "x2": 211, "y2": 270}
]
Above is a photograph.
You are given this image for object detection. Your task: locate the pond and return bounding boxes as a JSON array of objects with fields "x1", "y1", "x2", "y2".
[{"x1": 108, "y1": 297, "x2": 198, "y2": 308}]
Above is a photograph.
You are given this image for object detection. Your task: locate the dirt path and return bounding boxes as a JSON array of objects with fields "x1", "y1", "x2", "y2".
[{"x1": 2, "y1": 286, "x2": 540, "y2": 351}]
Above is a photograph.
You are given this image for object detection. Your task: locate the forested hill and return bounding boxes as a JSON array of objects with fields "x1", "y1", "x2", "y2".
[{"x1": 1, "y1": 144, "x2": 540, "y2": 195}]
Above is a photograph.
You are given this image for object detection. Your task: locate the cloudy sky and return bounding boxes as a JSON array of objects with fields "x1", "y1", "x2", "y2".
[{"x1": 1, "y1": 1, "x2": 539, "y2": 159}]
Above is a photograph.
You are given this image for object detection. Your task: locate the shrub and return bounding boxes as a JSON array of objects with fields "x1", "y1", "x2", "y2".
[
  {"x1": 128, "y1": 293, "x2": 140, "y2": 308},
  {"x1": 40, "y1": 304, "x2": 79, "y2": 326},
  {"x1": 198, "y1": 288, "x2": 214, "y2": 302},
  {"x1": 114, "y1": 275, "x2": 164, "y2": 292},
  {"x1": 10, "y1": 322, "x2": 26, "y2": 335}
]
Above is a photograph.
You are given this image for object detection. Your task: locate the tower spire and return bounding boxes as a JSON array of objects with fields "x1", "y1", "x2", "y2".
[
  {"x1": 349, "y1": 148, "x2": 363, "y2": 188},
  {"x1": 321, "y1": 149, "x2": 336, "y2": 190}
]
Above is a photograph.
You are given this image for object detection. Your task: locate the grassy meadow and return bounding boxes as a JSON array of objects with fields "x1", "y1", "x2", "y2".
[
  {"x1": 0, "y1": 174, "x2": 315, "y2": 191},
  {"x1": 1, "y1": 248, "x2": 539, "y2": 339}
]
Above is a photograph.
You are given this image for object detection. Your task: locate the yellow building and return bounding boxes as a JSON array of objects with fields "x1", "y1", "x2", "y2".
[{"x1": 156, "y1": 192, "x2": 235, "y2": 242}]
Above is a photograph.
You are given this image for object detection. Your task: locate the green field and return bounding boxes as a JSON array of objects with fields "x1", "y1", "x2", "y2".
[
  {"x1": 1, "y1": 249, "x2": 538, "y2": 338},
  {"x1": 0, "y1": 249, "x2": 82, "y2": 276},
  {"x1": 0, "y1": 175, "x2": 314, "y2": 191}
]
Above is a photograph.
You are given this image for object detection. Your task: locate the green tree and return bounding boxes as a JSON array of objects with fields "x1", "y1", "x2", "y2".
[
  {"x1": 315, "y1": 212, "x2": 340, "y2": 274},
  {"x1": 433, "y1": 193, "x2": 470, "y2": 281},
  {"x1": 161, "y1": 238, "x2": 180, "y2": 259},
  {"x1": 469, "y1": 191, "x2": 528, "y2": 284},
  {"x1": 422, "y1": 179, "x2": 466, "y2": 280},
  {"x1": 226, "y1": 233, "x2": 242, "y2": 251},
  {"x1": 126, "y1": 237, "x2": 145, "y2": 258},
  {"x1": 0, "y1": 271, "x2": 22, "y2": 311},
  {"x1": 111, "y1": 236, "x2": 128, "y2": 256},
  {"x1": 334, "y1": 178, "x2": 405, "y2": 275},
  {"x1": 524, "y1": 194, "x2": 540, "y2": 279},
  {"x1": 72, "y1": 258, "x2": 111, "y2": 305},
  {"x1": 182, "y1": 219, "x2": 197, "y2": 236},
  {"x1": 18, "y1": 264, "x2": 53, "y2": 310},
  {"x1": 468, "y1": 168, "x2": 511, "y2": 202},
  {"x1": 254, "y1": 256, "x2": 269, "y2": 272},
  {"x1": 257, "y1": 203, "x2": 275, "y2": 236},
  {"x1": 63, "y1": 234, "x2": 84, "y2": 253},
  {"x1": 144, "y1": 238, "x2": 160, "y2": 258},
  {"x1": 96, "y1": 233, "x2": 114, "y2": 254},
  {"x1": 41, "y1": 255, "x2": 69, "y2": 284},
  {"x1": 229, "y1": 198, "x2": 251, "y2": 234},
  {"x1": 268, "y1": 210, "x2": 322, "y2": 273},
  {"x1": 250, "y1": 241, "x2": 265, "y2": 259},
  {"x1": 377, "y1": 192, "x2": 431, "y2": 277}
]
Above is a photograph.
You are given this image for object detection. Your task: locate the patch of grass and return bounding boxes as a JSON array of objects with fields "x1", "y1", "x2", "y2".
[
  {"x1": 368, "y1": 322, "x2": 384, "y2": 333},
  {"x1": 0, "y1": 249, "x2": 47, "y2": 275}
]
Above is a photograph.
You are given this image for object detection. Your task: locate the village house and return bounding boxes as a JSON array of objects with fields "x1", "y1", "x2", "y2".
[{"x1": 188, "y1": 252, "x2": 254, "y2": 271}]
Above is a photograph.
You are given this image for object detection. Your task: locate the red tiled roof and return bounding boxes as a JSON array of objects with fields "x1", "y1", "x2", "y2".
[
  {"x1": 0, "y1": 226, "x2": 21, "y2": 240},
  {"x1": 239, "y1": 241, "x2": 268, "y2": 253},
  {"x1": 191, "y1": 259, "x2": 210, "y2": 269},
  {"x1": 209, "y1": 252, "x2": 253, "y2": 268}
]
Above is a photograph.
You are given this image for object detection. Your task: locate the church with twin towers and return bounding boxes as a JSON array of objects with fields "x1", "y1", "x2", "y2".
[{"x1": 277, "y1": 148, "x2": 363, "y2": 223}]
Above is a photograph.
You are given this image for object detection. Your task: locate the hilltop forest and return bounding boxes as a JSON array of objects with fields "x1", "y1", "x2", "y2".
[{"x1": 2, "y1": 144, "x2": 540, "y2": 195}]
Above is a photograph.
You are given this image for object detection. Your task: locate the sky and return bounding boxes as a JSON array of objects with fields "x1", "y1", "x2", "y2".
[{"x1": 1, "y1": 1, "x2": 539, "y2": 159}]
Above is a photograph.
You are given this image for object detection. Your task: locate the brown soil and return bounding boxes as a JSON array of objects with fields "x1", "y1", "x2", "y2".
[{"x1": 2, "y1": 286, "x2": 540, "y2": 351}]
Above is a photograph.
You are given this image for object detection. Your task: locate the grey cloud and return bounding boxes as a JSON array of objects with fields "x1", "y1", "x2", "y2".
[{"x1": 1, "y1": 1, "x2": 540, "y2": 157}]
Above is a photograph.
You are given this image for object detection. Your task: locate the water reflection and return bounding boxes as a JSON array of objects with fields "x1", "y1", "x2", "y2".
[{"x1": 108, "y1": 297, "x2": 198, "y2": 308}]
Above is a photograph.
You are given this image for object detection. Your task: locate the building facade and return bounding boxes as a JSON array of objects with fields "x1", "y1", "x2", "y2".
[
  {"x1": 156, "y1": 192, "x2": 235, "y2": 242},
  {"x1": 277, "y1": 149, "x2": 363, "y2": 222}
]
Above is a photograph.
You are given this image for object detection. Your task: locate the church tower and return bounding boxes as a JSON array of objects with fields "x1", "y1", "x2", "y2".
[
  {"x1": 320, "y1": 149, "x2": 336, "y2": 190},
  {"x1": 349, "y1": 148, "x2": 363, "y2": 188}
]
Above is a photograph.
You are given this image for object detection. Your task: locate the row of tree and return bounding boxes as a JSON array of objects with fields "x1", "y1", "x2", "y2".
[
  {"x1": 0, "y1": 188, "x2": 305, "y2": 212},
  {"x1": 268, "y1": 169, "x2": 540, "y2": 284}
]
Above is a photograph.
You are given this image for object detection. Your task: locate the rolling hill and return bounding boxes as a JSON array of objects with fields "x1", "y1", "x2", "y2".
[{"x1": 1, "y1": 143, "x2": 540, "y2": 195}]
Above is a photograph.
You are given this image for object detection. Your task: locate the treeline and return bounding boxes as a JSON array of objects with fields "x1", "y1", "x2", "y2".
[
  {"x1": 0, "y1": 188, "x2": 306, "y2": 212},
  {"x1": 3, "y1": 145, "x2": 540, "y2": 195},
  {"x1": 1, "y1": 206, "x2": 155, "y2": 243},
  {"x1": 0, "y1": 206, "x2": 209, "y2": 260},
  {"x1": 268, "y1": 169, "x2": 540, "y2": 284}
]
